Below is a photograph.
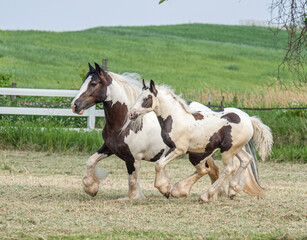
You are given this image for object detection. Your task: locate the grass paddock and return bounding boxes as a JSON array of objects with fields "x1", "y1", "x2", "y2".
[{"x1": 0, "y1": 150, "x2": 306, "y2": 239}]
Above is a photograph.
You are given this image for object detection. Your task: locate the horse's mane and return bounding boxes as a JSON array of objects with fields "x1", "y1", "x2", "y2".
[
  {"x1": 157, "y1": 85, "x2": 194, "y2": 114},
  {"x1": 107, "y1": 72, "x2": 143, "y2": 105},
  {"x1": 108, "y1": 72, "x2": 143, "y2": 93},
  {"x1": 105, "y1": 71, "x2": 145, "y2": 134}
]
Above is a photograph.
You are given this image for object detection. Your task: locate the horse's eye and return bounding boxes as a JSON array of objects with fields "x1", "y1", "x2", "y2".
[
  {"x1": 91, "y1": 83, "x2": 97, "y2": 87},
  {"x1": 144, "y1": 97, "x2": 148, "y2": 102}
]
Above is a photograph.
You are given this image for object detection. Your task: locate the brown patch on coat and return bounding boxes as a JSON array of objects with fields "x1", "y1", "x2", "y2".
[
  {"x1": 188, "y1": 152, "x2": 213, "y2": 166},
  {"x1": 205, "y1": 125, "x2": 233, "y2": 153},
  {"x1": 141, "y1": 95, "x2": 153, "y2": 108},
  {"x1": 221, "y1": 113, "x2": 241, "y2": 124},
  {"x1": 150, "y1": 149, "x2": 165, "y2": 162},
  {"x1": 157, "y1": 115, "x2": 176, "y2": 156},
  {"x1": 102, "y1": 101, "x2": 137, "y2": 174},
  {"x1": 192, "y1": 112, "x2": 204, "y2": 121},
  {"x1": 206, "y1": 158, "x2": 220, "y2": 184}
]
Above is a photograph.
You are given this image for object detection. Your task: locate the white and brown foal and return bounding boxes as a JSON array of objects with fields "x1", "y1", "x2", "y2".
[{"x1": 129, "y1": 80, "x2": 273, "y2": 202}]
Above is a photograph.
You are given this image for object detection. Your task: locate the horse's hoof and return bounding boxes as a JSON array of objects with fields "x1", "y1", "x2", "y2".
[
  {"x1": 84, "y1": 188, "x2": 98, "y2": 197},
  {"x1": 199, "y1": 192, "x2": 210, "y2": 203},
  {"x1": 228, "y1": 187, "x2": 237, "y2": 200},
  {"x1": 164, "y1": 192, "x2": 170, "y2": 199},
  {"x1": 230, "y1": 194, "x2": 236, "y2": 200}
]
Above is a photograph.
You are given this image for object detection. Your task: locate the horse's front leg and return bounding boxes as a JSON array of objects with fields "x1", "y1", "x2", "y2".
[
  {"x1": 154, "y1": 148, "x2": 184, "y2": 198},
  {"x1": 83, "y1": 144, "x2": 113, "y2": 197},
  {"x1": 119, "y1": 159, "x2": 145, "y2": 200},
  {"x1": 199, "y1": 152, "x2": 236, "y2": 203}
]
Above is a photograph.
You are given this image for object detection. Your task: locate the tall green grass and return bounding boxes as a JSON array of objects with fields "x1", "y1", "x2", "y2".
[{"x1": 0, "y1": 120, "x2": 102, "y2": 153}]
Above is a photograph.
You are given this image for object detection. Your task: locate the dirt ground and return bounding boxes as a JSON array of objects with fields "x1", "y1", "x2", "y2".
[{"x1": 0, "y1": 150, "x2": 306, "y2": 239}]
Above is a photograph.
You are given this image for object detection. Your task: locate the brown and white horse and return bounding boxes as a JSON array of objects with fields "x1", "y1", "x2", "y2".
[
  {"x1": 71, "y1": 62, "x2": 221, "y2": 199},
  {"x1": 129, "y1": 80, "x2": 273, "y2": 202}
]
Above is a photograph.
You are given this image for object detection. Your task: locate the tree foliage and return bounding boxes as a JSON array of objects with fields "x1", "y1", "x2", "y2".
[{"x1": 269, "y1": 0, "x2": 306, "y2": 84}]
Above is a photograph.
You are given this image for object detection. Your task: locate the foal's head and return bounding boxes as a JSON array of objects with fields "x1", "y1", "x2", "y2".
[
  {"x1": 72, "y1": 62, "x2": 112, "y2": 114},
  {"x1": 129, "y1": 80, "x2": 158, "y2": 121}
]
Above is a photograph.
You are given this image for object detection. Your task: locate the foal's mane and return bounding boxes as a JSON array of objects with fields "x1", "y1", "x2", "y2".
[{"x1": 157, "y1": 85, "x2": 193, "y2": 114}]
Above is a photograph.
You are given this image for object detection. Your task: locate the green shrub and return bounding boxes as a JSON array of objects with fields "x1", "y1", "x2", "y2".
[{"x1": 0, "y1": 72, "x2": 12, "y2": 87}]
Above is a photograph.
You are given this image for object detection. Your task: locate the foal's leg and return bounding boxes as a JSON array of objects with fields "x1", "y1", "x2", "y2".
[
  {"x1": 171, "y1": 159, "x2": 211, "y2": 198},
  {"x1": 228, "y1": 148, "x2": 253, "y2": 199},
  {"x1": 170, "y1": 153, "x2": 219, "y2": 198},
  {"x1": 83, "y1": 144, "x2": 113, "y2": 197},
  {"x1": 119, "y1": 159, "x2": 145, "y2": 200},
  {"x1": 155, "y1": 148, "x2": 185, "y2": 198},
  {"x1": 199, "y1": 152, "x2": 236, "y2": 203}
]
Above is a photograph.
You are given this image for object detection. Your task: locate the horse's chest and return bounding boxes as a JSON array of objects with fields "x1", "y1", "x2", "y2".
[{"x1": 102, "y1": 129, "x2": 133, "y2": 159}]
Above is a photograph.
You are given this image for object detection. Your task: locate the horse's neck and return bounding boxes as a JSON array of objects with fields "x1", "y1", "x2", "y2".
[
  {"x1": 155, "y1": 92, "x2": 190, "y2": 121},
  {"x1": 105, "y1": 80, "x2": 138, "y2": 108},
  {"x1": 103, "y1": 80, "x2": 139, "y2": 130}
]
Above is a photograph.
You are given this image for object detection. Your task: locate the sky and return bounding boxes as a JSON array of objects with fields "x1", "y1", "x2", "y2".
[{"x1": 1, "y1": 0, "x2": 273, "y2": 31}]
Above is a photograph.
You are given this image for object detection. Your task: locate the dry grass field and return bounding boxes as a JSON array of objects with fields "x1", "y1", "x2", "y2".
[{"x1": 0, "y1": 150, "x2": 306, "y2": 239}]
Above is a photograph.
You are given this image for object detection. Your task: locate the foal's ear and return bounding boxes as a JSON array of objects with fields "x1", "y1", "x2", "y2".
[
  {"x1": 88, "y1": 63, "x2": 95, "y2": 72},
  {"x1": 149, "y1": 80, "x2": 158, "y2": 96},
  {"x1": 142, "y1": 79, "x2": 147, "y2": 90}
]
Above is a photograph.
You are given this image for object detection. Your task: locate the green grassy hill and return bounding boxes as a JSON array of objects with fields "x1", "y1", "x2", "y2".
[{"x1": 0, "y1": 24, "x2": 289, "y2": 91}]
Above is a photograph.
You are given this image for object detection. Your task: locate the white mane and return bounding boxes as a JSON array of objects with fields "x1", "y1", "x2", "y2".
[
  {"x1": 107, "y1": 71, "x2": 143, "y2": 107},
  {"x1": 107, "y1": 71, "x2": 145, "y2": 133},
  {"x1": 157, "y1": 85, "x2": 193, "y2": 114}
]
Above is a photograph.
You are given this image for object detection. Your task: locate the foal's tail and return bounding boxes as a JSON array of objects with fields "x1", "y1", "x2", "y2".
[
  {"x1": 234, "y1": 117, "x2": 273, "y2": 197},
  {"x1": 233, "y1": 142, "x2": 265, "y2": 197},
  {"x1": 250, "y1": 116, "x2": 273, "y2": 161}
]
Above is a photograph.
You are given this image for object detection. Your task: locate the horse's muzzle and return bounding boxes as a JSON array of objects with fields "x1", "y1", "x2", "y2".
[
  {"x1": 129, "y1": 110, "x2": 139, "y2": 121},
  {"x1": 73, "y1": 103, "x2": 85, "y2": 115}
]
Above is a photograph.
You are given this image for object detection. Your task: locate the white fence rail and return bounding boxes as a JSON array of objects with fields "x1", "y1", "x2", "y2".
[{"x1": 0, "y1": 87, "x2": 105, "y2": 129}]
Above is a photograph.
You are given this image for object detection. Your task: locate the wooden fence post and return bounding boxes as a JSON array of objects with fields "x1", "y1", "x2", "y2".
[
  {"x1": 102, "y1": 59, "x2": 108, "y2": 71},
  {"x1": 10, "y1": 82, "x2": 16, "y2": 102}
]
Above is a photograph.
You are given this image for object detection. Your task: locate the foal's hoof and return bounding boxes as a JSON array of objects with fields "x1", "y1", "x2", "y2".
[
  {"x1": 228, "y1": 188, "x2": 237, "y2": 200},
  {"x1": 84, "y1": 187, "x2": 98, "y2": 197},
  {"x1": 164, "y1": 192, "x2": 170, "y2": 199},
  {"x1": 171, "y1": 185, "x2": 190, "y2": 198},
  {"x1": 230, "y1": 194, "x2": 236, "y2": 200},
  {"x1": 199, "y1": 192, "x2": 210, "y2": 203}
]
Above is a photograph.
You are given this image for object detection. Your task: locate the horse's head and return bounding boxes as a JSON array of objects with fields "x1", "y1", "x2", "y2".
[
  {"x1": 129, "y1": 79, "x2": 158, "y2": 121},
  {"x1": 72, "y1": 62, "x2": 112, "y2": 114}
]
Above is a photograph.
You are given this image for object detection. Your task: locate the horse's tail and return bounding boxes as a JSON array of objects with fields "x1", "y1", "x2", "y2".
[
  {"x1": 250, "y1": 116, "x2": 273, "y2": 161},
  {"x1": 233, "y1": 142, "x2": 265, "y2": 197},
  {"x1": 95, "y1": 168, "x2": 109, "y2": 181}
]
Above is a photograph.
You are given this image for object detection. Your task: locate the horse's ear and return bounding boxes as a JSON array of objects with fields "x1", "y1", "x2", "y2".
[
  {"x1": 142, "y1": 79, "x2": 147, "y2": 90},
  {"x1": 94, "y1": 62, "x2": 101, "y2": 74},
  {"x1": 149, "y1": 80, "x2": 158, "y2": 96},
  {"x1": 88, "y1": 63, "x2": 95, "y2": 72}
]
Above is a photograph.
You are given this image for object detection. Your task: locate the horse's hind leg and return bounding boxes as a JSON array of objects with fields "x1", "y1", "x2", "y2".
[
  {"x1": 171, "y1": 159, "x2": 211, "y2": 198},
  {"x1": 83, "y1": 144, "x2": 112, "y2": 197},
  {"x1": 228, "y1": 148, "x2": 253, "y2": 199},
  {"x1": 171, "y1": 154, "x2": 220, "y2": 198}
]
